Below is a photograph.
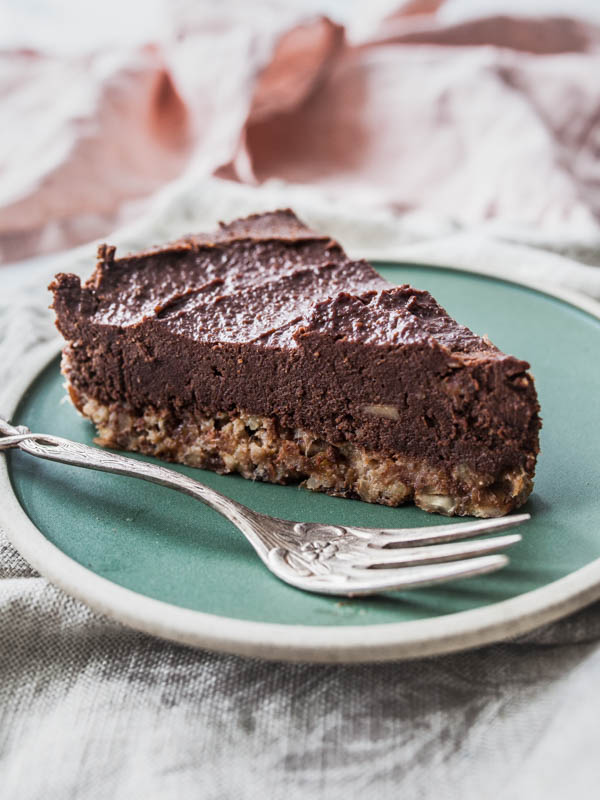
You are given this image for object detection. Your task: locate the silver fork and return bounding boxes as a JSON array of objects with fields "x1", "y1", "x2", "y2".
[{"x1": 0, "y1": 416, "x2": 529, "y2": 597}]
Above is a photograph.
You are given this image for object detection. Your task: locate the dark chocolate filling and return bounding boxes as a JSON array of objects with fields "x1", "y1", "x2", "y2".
[{"x1": 50, "y1": 210, "x2": 540, "y2": 481}]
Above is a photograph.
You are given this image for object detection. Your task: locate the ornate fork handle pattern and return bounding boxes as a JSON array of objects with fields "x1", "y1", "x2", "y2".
[{"x1": 0, "y1": 418, "x2": 529, "y2": 596}]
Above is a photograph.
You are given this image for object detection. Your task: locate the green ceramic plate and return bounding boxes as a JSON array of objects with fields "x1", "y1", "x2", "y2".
[{"x1": 2, "y1": 263, "x2": 600, "y2": 662}]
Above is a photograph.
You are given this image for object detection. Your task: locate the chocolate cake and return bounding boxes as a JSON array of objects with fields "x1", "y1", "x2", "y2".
[{"x1": 50, "y1": 210, "x2": 540, "y2": 517}]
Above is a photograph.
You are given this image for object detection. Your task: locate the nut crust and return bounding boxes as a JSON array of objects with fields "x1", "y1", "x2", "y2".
[{"x1": 67, "y1": 382, "x2": 533, "y2": 518}]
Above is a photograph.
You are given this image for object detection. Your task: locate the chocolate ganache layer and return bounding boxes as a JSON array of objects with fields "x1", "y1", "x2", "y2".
[{"x1": 50, "y1": 210, "x2": 540, "y2": 517}]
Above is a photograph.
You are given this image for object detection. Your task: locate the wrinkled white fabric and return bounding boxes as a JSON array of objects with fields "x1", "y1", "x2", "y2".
[{"x1": 2, "y1": 0, "x2": 600, "y2": 262}]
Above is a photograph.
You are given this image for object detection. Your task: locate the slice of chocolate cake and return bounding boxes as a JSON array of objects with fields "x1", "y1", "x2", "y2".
[{"x1": 50, "y1": 210, "x2": 540, "y2": 517}]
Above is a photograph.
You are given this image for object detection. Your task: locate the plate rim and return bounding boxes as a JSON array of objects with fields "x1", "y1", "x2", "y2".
[{"x1": 2, "y1": 262, "x2": 600, "y2": 663}]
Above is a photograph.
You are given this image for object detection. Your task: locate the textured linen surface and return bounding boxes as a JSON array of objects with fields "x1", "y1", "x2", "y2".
[
  {"x1": 2, "y1": 0, "x2": 600, "y2": 263},
  {"x1": 1, "y1": 192, "x2": 600, "y2": 799}
]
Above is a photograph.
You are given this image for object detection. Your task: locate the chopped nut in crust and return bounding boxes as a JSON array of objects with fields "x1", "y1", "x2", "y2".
[
  {"x1": 71, "y1": 380, "x2": 532, "y2": 518},
  {"x1": 363, "y1": 404, "x2": 400, "y2": 420}
]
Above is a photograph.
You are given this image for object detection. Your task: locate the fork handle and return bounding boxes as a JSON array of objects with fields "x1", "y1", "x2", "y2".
[{"x1": 2, "y1": 426, "x2": 263, "y2": 542}]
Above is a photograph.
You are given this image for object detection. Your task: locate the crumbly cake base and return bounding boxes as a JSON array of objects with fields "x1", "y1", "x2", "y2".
[{"x1": 66, "y1": 383, "x2": 532, "y2": 518}]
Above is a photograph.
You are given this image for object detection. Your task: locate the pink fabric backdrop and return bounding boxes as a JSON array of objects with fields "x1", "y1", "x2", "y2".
[{"x1": 1, "y1": 0, "x2": 599, "y2": 263}]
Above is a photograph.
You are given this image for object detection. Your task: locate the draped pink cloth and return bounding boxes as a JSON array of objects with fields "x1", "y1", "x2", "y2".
[{"x1": 1, "y1": 1, "x2": 599, "y2": 263}]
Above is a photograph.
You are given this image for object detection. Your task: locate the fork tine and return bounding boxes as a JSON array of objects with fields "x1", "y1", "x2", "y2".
[
  {"x1": 349, "y1": 512, "x2": 530, "y2": 548},
  {"x1": 342, "y1": 533, "x2": 521, "y2": 568},
  {"x1": 304, "y1": 555, "x2": 509, "y2": 597}
]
